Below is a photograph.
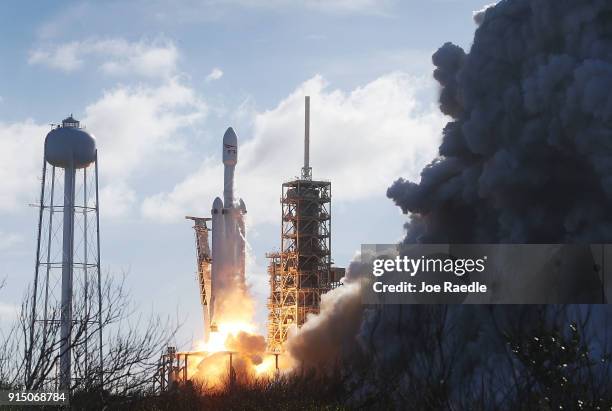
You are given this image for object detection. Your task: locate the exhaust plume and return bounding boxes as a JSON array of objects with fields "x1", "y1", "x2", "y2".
[
  {"x1": 286, "y1": 1, "x2": 612, "y2": 407},
  {"x1": 388, "y1": 0, "x2": 612, "y2": 244}
]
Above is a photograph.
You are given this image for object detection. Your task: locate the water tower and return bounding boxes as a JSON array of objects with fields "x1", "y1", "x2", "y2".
[{"x1": 26, "y1": 115, "x2": 103, "y2": 391}]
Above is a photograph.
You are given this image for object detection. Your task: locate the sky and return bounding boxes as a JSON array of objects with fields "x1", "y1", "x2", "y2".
[{"x1": 0, "y1": 0, "x2": 491, "y2": 347}]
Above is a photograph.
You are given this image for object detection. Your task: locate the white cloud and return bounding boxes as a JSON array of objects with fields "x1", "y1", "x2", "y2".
[
  {"x1": 29, "y1": 38, "x2": 179, "y2": 78},
  {"x1": 28, "y1": 41, "x2": 83, "y2": 71},
  {"x1": 82, "y1": 78, "x2": 207, "y2": 219},
  {"x1": 83, "y1": 78, "x2": 207, "y2": 179},
  {"x1": 0, "y1": 78, "x2": 206, "y2": 218},
  {"x1": 142, "y1": 73, "x2": 445, "y2": 225},
  {"x1": 0, "y1": 232, "x2": 23, "y2": 250},
  {"x1": 206, "y1": 67, "x2": 224, "y2": 82},
  {"x1": 100, "y1": 182, "x2": 136, "y2": 218},
  {"x1": 0, "y1": 121, "x2": 48, "y2": 212}
]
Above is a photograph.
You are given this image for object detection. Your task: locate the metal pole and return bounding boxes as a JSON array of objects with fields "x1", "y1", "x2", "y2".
[
  {"x1": 160, "y1": 356, "x2": 166, "y2": 391},
  {"x1": 94, "y1": 152, "x2": 104, "y2": 388},
  {"x1": 83, "y1": 167, "x2": 89, "y2": 380},
  {"x1": 43, "y1": 167, "x2": 56, "y2": 338},
  {"x1": 280, "y1": 185, "x2": 285, "y2": 347},
  {"x1": 302, "y1": 96, "x2": 312, "y2": 180},
  {"x1": 305, "y1": 96, "x2": 310, "y2": 170},
  {"x1": 229, "y1": 352, "x2": 235, "y2": 389},
  {"x1": 304, "y1": 96, "x2": 310, "y2": 168},
  {"x1": 59, "y1": 162, "x2": 76, "y2": 390},
  {"x1": 274, "y1": 353, "x2": 279, "y2": 379},
  {"x1": 183, "y1": 354, "x2": 188, "y2": 382},
  {"x1": 26, "y1": 157, "x2": 47, "y2": 387},
  {"x1": 328, "y1": 182, "x2": 332, "y2": 287}
]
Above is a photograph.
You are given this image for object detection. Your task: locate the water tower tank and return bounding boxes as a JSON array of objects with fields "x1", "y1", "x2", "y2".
[{"x1": 44, "y1": 115, "x2": 96, "y2": 169}]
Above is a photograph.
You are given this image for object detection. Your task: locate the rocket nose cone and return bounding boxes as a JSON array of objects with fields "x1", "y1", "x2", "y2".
[
  {"x1": 223, "y1": 127, "x2": 238, "y2": 165},
  {"x1": 212, "y1": 197, "x2": 224, "y2": 212},
  {"x1": 223, "y1": 127, "x2": 238, "y2": 146}
]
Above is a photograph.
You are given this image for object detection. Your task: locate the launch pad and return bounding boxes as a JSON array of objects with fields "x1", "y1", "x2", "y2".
[
  {"x1": 164, "y1": 96, "x2": 344, "y2": 391},
  {"x1": 155, "y1": 346, "x2": 282, "y2": 391}
]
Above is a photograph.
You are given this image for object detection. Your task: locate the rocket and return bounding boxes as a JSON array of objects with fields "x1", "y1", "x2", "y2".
[{"x1": 208, "y1": 127, "x2": 247, "y2": 335}]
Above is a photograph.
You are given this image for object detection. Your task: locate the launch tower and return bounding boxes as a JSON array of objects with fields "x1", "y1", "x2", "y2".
[
  {"x1": 267, "y1": 97, "x2": 344, "y2": 353},
  {"x1": 185, "y1": 216, "x2": 213, "y2": 342}
]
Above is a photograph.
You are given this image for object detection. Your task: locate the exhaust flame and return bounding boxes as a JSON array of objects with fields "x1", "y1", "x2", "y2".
[
  {"x1": 188, "y1": 323, "x2": 277, "y2": 388},
  {"x1": 254, "y1": 356, "x2": 277, "y2": 376},
  {"x1": 196, "y1": 322, "x2": 256, "y2": 353},
  {"x1": 186, "y1": 247, "x2": 278, "y2": 388}
]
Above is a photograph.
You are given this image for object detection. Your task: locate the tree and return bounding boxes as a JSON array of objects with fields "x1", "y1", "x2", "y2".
[{"x1": 0, "y1": 271, "x2": 179, "y2": 397}]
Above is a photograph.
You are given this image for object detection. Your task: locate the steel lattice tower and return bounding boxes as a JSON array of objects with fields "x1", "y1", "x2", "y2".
[
  {"x1": 267, "y1": 97, "x2": 343, "y2": 353},
  {"x1": 26, "y1": 116, "x2": 103, "y2": 391},
  {"x1": 185, "y1": 216, "x2": 213, "y2": 342}
]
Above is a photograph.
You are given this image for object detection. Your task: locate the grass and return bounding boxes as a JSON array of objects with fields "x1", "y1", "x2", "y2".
[{"x1": 69, "y1": 372, "x2": 349, "y2": 411}]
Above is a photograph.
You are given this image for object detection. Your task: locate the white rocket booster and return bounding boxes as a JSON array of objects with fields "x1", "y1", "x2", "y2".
[{"x1": 209, "y1": 127, "x2": 247, "y2": 334}]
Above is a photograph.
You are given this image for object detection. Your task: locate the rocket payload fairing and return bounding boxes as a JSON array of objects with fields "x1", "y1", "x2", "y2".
[{"x1": 207, "y1": 127, "x2": 247, "y2": 338}]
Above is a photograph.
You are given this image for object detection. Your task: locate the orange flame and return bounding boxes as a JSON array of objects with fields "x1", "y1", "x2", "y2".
[{"x1": 187, "y1": 322, "x2": 277, "y2": 389}]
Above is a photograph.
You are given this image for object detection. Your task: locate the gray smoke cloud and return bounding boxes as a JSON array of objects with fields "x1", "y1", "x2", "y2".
[
  {"x1": 388, "y1": 0, "x2": 612, "y2": 244},
  {"x1": 286, "y1": 260, "x2": 370, "y2": 369},
  {"x1": 286, "y1": 1, "x2": 612, "y2": 408},
  {"x1": 472, "y1": 3, "x2": 498, "y2": 26}
]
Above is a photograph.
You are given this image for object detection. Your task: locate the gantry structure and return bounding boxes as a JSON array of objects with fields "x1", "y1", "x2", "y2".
[
  {"x1": 267, "y1": 97, "x2": 344, "y2": 353},
  {"x1": 185, "y1": 216, "x2": 212, "y2": 329}
]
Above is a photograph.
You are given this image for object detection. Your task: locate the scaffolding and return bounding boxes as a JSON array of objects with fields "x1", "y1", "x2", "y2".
[
  {"x1": 185, "y1": 216, "x2": 212, "y2": 329},
  {"x1": 154, "y1": 347, "x2": 282, "y2": 391},
  {"x1": 154, "y1": 347, "x2": 206, "y2": 391},
  {"x1": 266, "y1": 97, "x2": 344, "y2": 353}
]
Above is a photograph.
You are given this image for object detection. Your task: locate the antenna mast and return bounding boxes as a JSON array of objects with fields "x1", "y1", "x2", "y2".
[{"x1": 301, "y1": 96, "x2": 312, "y2": 180}]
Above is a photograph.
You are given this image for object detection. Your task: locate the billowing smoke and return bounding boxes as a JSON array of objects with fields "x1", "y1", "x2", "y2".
[
  {"x1": 285, "y1": 257, "x2": 375, "y2": 372},
  {"x1": 472, "y1": 3, "x2": 497, "y2": 26},
  {"x1": 286, "y1": 1, "x2": 612, "y2": 407},
  {"x1": 286, "y1": 279, "x2": 367, "y2": 369},
  {"x1": 225, "y1": 331, "x2": 266, "y2": 365},
  {"x1": 388, "y1": 0, "x2": 612, "y2": 243}
]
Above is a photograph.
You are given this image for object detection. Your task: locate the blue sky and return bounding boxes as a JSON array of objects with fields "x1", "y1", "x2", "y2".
[{"x1": 0, "y1": 0, "x2": 490, "y2": 347}]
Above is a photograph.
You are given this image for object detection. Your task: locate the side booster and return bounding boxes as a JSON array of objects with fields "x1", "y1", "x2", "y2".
[{"x1": 209, "y1": 127, "x2": 247, "y2": 333}]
